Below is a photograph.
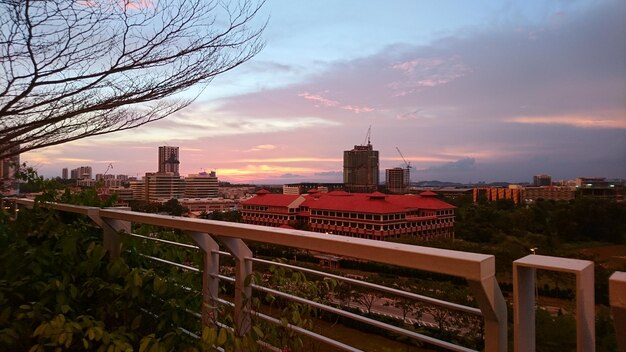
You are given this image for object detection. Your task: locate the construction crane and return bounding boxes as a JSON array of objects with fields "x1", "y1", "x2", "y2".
[
  {"x1": 363, "y1": 125, "x2": 371, "y2": 146},
  {"x1": 395, "y1": 147, "x2": 412, "y2": 170}
]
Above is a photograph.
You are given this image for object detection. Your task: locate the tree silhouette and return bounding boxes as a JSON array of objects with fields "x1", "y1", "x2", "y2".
[{"x1": 0, "y1": 0, "x2": 265, "y2": 158}]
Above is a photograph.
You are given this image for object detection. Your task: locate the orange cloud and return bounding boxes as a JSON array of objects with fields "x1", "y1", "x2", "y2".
[{"x1": 509, "y1": 112, "x2": 626, "y2": 129}]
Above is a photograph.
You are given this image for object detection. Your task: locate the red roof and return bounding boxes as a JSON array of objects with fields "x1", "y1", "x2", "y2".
[
  {"x1": 242, "y1": 193, "x2": 303, "y2": 207},
  {"x1": 244, "y1": 192, "x2": 455, "y2": 213},
  {"x1": 306, "y1": 192, "x2": 455, "y2": 213}
]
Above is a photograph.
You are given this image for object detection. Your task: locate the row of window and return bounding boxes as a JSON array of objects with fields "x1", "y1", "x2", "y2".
[
  {"x1": 242, "y1": 212, "x2": 295, "y2": 221},
  {"x1": 309, "y1": 210, "x2": 405, "y2": 221},
  {"x1": 309, "y1": 218, "x2": 454, "y2": 230}
]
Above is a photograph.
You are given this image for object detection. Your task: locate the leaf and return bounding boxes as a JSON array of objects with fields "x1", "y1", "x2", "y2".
[
  {"x1": 216, "y1": 328, "x2": 227, "y2": 346},
  {"x1": 61, "y1": 305, "x2": 70, "y2": 314},
  {"x1": 131, "y1": 315, "x2": 142, "y2": 330},
  {"x1": 252, "y1": 326, "x2": 264, "y2": 338},
  {"x1": 139, "y1": 336, "x2": 152, "y2": 352}
]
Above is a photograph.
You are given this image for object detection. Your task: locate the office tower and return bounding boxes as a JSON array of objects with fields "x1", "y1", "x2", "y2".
[
  {"x1": 1, "y1": 145, "x2": 20, "y2": 196},
  {"x1": 145, "y1": 172, "x2": 185, "y2": 201},
  {"x1": 386, "y1": 167, "x2": 409, "y2": 194},
  {"x1": 158, "y1": 146, "x2": 180, "y2": 175},
  {"x1": 184, "y1": 171, "x2": 219, "y2": 198},
  {"x1": 62, "y1": 168, "x2": 68, "y2": 180},
  {"x1": 533, "y1": 174, "x2": 552, "y2": 187},
  {"x1": 343, "y1": 143, "x2": 379, "y2": 193}
]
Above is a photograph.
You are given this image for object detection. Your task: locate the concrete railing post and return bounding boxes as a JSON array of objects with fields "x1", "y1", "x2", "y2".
[
  {"x1": 609, "y1": 271, "x2": 626, "y2": 352},
  {"x1": 513, "y1": 255, "x2": 594, "y2": 352},
  {"x1": 87, "y1": 209, "x2": 130, "y2": 258},
  {"x1": 219, "y1": 237, "x2": 253, "y2": 337},
  {"x1": 468, "y1": 257, "x2": 507, "y2": 352},
  {"x1": 188, "y1": 232, "x2": 221, "y2": 327}
]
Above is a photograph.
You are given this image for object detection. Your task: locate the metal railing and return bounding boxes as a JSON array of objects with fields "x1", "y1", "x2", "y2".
[{"x1": 8, "y1": 198, "x2": 625, "y2": 352}]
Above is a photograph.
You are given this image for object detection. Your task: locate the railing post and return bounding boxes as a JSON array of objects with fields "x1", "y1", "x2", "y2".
[
  {"x1": 513, "y1": 255, "x2": 595, "y2": 352},
  {"x1": 219, "y1": 237, "x2": 253, "y2": 337},
  {"x1": 188, "y1": 232, "x2": 221, "y2": 327},
  {"x1": 609, "y1": 271, "x2": 626, "y2": 352},
  {"x1": 87, "y1": 209, "x2": 130, "y2": 258},
  {"x1": 468, "y1": 256, "x2": 507, "y2": 352},
  {"x1": 513, "y1": 264, "x2": 535, "y2": 352}
]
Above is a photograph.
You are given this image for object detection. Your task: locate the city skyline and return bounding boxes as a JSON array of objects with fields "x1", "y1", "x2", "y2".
[{"x1": 22, "y1": 0, "x2": 626, "y2": 183}]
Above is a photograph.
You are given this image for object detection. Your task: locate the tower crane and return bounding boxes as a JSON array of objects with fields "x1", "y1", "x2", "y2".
[
  {"x1": 363, "y1": 125, "x2": 371, "y2": 146},
  {"x1": 395, "y1": 147, "x2": 412, "y2": 170}
]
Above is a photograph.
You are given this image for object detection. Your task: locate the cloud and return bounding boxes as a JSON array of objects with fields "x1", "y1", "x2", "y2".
[
  {"x1": 508, "y1": 112, "x2": 626, "y2": 129},
  {"x1": 246, "y1": 144, "x2": 277, "y2": 152},
  {"x1": 314, "y1": 171, "x2": 343, "y2": 177},
  {"x1": 297, "y1": 92, "x2": 375, "y2": 114},
  {"x1": 280, "y1": 173, "x2": 303, "y2": 178},
  {"x1": 423, "y1": 158, "x2": 477, "y2": 172},
  {"x1": 236, "y1": 157, "x2": 342, "y2": 163},
  {"x1": 298, "y1": 92, "x2": 340, "y2": 107}
]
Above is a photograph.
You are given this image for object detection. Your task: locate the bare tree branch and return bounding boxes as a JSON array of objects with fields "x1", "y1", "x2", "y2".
[{"x1": 0, "y1": 0, "x2": 266, "y2": 158}]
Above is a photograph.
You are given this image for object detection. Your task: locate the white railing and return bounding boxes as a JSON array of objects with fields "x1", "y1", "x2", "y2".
[{"x1": 8, "y1": 198, "x2": 626, "y2": 352}]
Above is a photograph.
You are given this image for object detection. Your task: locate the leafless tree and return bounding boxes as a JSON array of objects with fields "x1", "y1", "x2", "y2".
[{"x1": 0, "y1": 0, "x2": 265, "y2": 159}]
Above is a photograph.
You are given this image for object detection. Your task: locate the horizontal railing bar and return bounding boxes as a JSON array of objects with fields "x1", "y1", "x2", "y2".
[
  {"x1": 126, "y1": 232, "x2": 200, "y2": 249},
  {"x1": 138, "y1": 254, "x2": 200, "y2": 272},
  {"x1": 10, "y1": 199, "x2": 495, "y2": 281},
  {"x1": 252, "y1": 258, "x2": 482, "y2": 316},
  {"x1": 95, "y1": 207, "x2": 494, "y2": 281},
  {"x1": 250, "y1": 284, "x2": 477, "y2": 352},
  {"x1": 253, "y1": 310, "x2": 363, "y2": 352}
]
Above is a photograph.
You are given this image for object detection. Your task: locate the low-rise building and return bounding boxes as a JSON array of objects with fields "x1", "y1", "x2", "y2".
[{"x1": 241, "y1": 189, "x2": 455, "y2": 240}]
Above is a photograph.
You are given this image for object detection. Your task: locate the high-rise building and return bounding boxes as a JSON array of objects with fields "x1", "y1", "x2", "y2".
[
  {"x1": 62, "y1": 168, "x2": 68, "y2": 180},
  {"x1": 70, "y1": 166, "x2": 92, "y2": 180},
  {"x1": 1, "y1": 145, "x2": 20, "y2": 196},
  {"x1": 343, "y1": 143, "x2": 379, "y2": 193},
  {"x1": 184, "y1": 171, "x2": 219, "y2": 198},
  {"x1": 158, "y1": 146, "x2": 180, "y2": 175},
  {"x1": 533, "y1": 174, "x2": 552, "y2": 186},
  {"x1": 145, "y1": 172, "x2": 185, "y2": 201},
  {"x1": 386, "y1": 167, "x2": 409, "y2": 194}
]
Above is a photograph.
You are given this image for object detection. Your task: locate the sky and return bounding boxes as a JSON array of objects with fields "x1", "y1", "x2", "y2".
[{"x1": 24, "y1": 0, "x2": 626, "y2": 184}]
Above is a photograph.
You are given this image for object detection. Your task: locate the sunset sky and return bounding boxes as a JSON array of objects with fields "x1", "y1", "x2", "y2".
[{"x1": 24, "y1": 0, "x2": 626, "y2": 184}]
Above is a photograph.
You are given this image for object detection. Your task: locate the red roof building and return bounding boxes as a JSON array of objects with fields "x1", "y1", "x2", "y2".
[
  {"x1": 241, "y1": 190, "x2": 455, "y2": 240},
  {"x1": 240, "y1": 190, "x2": 306, "y2": 227}
]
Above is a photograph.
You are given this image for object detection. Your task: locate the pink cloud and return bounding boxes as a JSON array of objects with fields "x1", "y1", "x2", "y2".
[
  {"x1": 297, "y1": 92, "x2": 339, "y2": 107},
  {"x1": 298, "y1": 92, "x2": 374, "y2": 114}
]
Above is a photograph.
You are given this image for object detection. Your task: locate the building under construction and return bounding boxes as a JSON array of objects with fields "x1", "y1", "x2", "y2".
[{"x1": 343, "y1": 142, "x2": 379, "y2": 193}]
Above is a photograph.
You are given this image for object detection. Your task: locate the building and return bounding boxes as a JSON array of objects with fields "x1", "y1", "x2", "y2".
[
  {"x1": 184, "y1": 171, "x2": 219, "y2": 198},
  {"x1": 62, "y1": 168, "x2": 68, "y2": 180},
  {"x1": 576, "y1": 177, "x2": 619, "y2": 200},
  {"x1": 523, "y1": 186, "x2": 576, "y2": 203},
  {"x1": 282, "y1": 185, "x2": 301, "y2": 195},
  {"x1": 145, "y1": 172, "x2": 184, "y2": 201},
  {"x1": 533, "y1": 174, "x2": 552, "y2": 186},
  {"x1": 283, "y1": 183, "x2": 343, "y2": 195},
  {"x1": 241, "y1": 190, "x2": 306, "y2": 228},
  {"x1": 158, "y1": 146, "x2": 180, "y2": 175},
  {"x1": 218, "y1": 186, "x2": 257, "y2": 199},
  {"x1": 386, "y1": 167, "x2": 409, "y2": 194},
  {"x1": 179, "y1": 197, "x2": 238, "y2": 214},
  {"x1": 241, "y1": 189, "x2": 456, "y2": 240},
  {"x1": 473, "y1": 187, "x2": 522, "y2": 204},
  {"x1": 129, "y1": 180, "x2": 146, "y2": 200},
  {"x1": 70, "y1": 166, "x2": 92, "y2": 180},
  {"x1": 1, "y1": 145, "x2": 20, "y2": 196},
  {"x1": 343, "y1": 143, "x2": 379, "y2": 193}
]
